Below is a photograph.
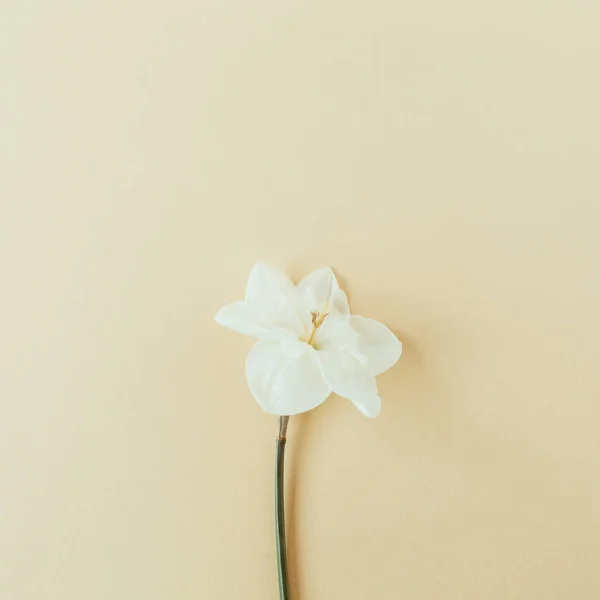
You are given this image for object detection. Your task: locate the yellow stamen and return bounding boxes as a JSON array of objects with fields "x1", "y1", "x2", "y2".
[{"x1": 306, "y1": 310, "x2": 328, "y2": 347}]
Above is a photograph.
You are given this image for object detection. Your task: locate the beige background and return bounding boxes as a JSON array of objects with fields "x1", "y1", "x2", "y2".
[{"x1": 2, "y1": 1, "x2": 600, "y2": 599}]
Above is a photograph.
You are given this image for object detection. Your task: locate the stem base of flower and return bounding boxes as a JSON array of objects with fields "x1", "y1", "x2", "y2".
[{"x1": 275, "y1": 417, "x2": 290, "y2": 600}]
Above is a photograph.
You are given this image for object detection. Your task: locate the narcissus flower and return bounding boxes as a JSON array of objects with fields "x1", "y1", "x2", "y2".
[{"x1": 215, "y1": 263, "x2": 402, "y2": 418}]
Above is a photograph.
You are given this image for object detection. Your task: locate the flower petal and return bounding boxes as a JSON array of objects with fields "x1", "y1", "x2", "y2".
[
  {"x1": 351, "y1": 316, "x2": 402, "y2": 375},
  {"x1": 214, "y1": 301, "x2": 270, "y2": 338},
  {"x1": 351, "y1": 393, "x2": 382, "y2": 419},
  {"x1": 246, "y1": 340, "x2": 332, "y2": 415},
  {"x1": 313, "y1": 315, "x2": 360, "y2": 353},
  {"x1": 295, "y1": 267, "x2": 350, "y2": 318},
  {"x1": 317, "y1": 350, "x2": 382, "y2": 418},
  {"x1": 214, "y1": 301, "x2": 291, "y2": 340},
  {"x1": 245, "y1": 262, "x2": 296, "y2": 323}
]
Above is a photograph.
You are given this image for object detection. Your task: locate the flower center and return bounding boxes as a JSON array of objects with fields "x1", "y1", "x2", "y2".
[{"x1": 306, "y1": 310, "x2": 329, "y2": 347}]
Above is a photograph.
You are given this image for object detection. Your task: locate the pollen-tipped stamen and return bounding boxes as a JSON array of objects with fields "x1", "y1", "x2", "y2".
[{"x1": 306, "y1": 310, "x2": 329, "y2": 347}]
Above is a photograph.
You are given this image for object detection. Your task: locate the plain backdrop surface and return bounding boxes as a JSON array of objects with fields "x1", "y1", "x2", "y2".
[{"x1": 1, "y1": 1, "x2": 600, "y2": 599}]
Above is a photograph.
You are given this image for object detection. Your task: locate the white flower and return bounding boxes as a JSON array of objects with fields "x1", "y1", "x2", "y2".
[{"x1": 214, "y1": 262, "x2": 402, "y2": 418}]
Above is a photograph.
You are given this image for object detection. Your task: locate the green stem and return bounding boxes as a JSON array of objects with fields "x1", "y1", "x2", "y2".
[{"x1": 275, "y1": 416, "x2": 290, "y2": 600}]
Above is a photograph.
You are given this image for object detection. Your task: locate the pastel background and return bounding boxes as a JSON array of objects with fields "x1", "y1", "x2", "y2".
[{"x1": 2, "y1": 1, "x2": 599, "y2": 599}]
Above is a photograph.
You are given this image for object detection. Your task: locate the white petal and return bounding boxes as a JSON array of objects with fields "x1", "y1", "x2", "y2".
[
  {"x1": 246, "y1": 340, "x2": 332, "y2": 415},
  {"x1": 317, "y1": 350, "x2": 382, "y2": 418},
  {"x1": 214, "y1": 301, "x2": 289, "y2": 340},
  {"x1": 351, "y1": 316, "x2": 402, "y2": 375},
  {"x1": 214, "y1": 301, "x2": 269, "y2": 338},
  {"x1": 245, "y1": 262, "x2": 297, "y2": 324},
  {"x1": 295, "y1": 267, "x2": 350, "y2": 318},
  {"x1": 313, "y1": 315, "x2": 360, "y2": 353},
  {"x1": 351, "y1": 393, "x2": 382, "y2": 418},
  {"x1": 280, "y1": 335, "x2": 308, "y2": 359}
]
